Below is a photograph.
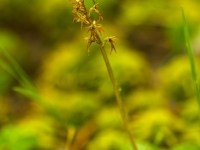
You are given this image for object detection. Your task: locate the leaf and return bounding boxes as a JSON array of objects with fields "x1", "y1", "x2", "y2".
[{"x1": 182, "y1": 8, "x2": 200, "y2": 120}]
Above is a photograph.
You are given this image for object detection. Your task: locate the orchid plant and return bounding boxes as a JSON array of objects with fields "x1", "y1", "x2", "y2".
[{"x1": 69, "y1": 0, "x2": 138, "y2": 150}]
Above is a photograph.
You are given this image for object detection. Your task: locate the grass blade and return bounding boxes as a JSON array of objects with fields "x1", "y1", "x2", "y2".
[
  {"x1": 0, "y1": 48, "x2": 35, "y2": 90},
  {"x1": 182, "y1": 8, "x2": 200, "y2": 117},
  {"x1": 0, "y1": 47, "x2": 41, "y2": 102}
]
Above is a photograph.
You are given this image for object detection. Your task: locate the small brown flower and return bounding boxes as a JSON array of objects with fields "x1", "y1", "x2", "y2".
[
  {"x1": 104, "y1": 36, "x2": 117, "y2": 54},
  {"x1": 84, "y1": 37, "x2": 95, "y2": 55},
  {"x1": 86, "y1": 20, "x2": 104, "y2": 36},
  {"x1": 89, "y1": 4, "x2": 103, "y2": 21},
  {"x1": 92, "y1": 0, "x2": 98, "y2": 4},
  {"x1": 70, "y1": 0, "x2": 89, "y2": 30}
]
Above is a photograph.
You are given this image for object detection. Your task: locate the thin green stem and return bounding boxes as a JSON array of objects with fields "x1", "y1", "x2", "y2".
[
  {"x1": 99, "y1": 42, "x2": 138, "y2": 150},
  {"x1": 182, "y1": 8, "x2": 200, "y2": 120}
]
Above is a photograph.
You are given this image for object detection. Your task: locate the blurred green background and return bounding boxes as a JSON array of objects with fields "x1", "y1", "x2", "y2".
[{"x1": 1, "y1": 0, "x2": 200, "y2": 149}]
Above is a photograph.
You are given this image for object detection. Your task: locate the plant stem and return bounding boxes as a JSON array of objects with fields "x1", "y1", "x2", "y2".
[
  {"x1": 182, "y1": 8, "x2": 200, "y2": 119},
  {"x1": 69, "y1": 1, "x2": 138, "y2": 149},
  {"x1": 98, "y1": 39, "x2": 138, "y2": 150}
]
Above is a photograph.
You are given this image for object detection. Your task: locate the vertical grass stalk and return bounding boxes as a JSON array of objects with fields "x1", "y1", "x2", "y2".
[{"x1": 182, "y1": 8, "x2": 200, "y2": 119}]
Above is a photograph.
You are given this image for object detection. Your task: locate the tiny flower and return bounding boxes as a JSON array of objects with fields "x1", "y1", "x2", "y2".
[
  {"x1": 104, "y1": 36, "x2": 117, "y2": 54},
  {"x1": 84, "y1": 37, "x2": 95, "y2": 55},
  {"x1": 86, "y1": 20, "x2": 105, "y2": 36},
  {"x1": 70, "y1": 0, "x2": 89, "y2": 30},
  {"x1": 89, "y1": 4, "x2": 103, "y2": 21},
  {"x1": 92, "y1": 0, "x2": 98, "y2": 4},
  {"x1": 76, "y1": 14, "x2": 90, "y2": 30}
]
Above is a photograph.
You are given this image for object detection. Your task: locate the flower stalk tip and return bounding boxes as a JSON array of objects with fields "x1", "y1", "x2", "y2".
[{"x1": 69, "y1": 0, "x2": 114, "y2": 55}]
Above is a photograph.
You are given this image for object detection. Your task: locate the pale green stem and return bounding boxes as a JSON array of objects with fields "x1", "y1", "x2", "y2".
[{"x1": 99, "y1": 43, "x2": 138, "y2": 150}]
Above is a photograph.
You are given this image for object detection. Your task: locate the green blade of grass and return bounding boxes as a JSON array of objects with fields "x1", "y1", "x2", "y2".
[
  {"x1": 13, "y1": 87, "x2": 41, "y2": 101},
  {"x1": 0, "y1": 47, "x2": 67, "y2": 123},
  {"x1": 0, "y1": 47, "x2": 41, "y2": 103},
  {"x1": 0, "y1": 47, "x2": 35, "y2": 90},
  {"x1": 0, "y1": 59, "x2": 18, "y2": 79},
  {"x1": 182, "y1": 8, "x2": 200, "y2": 116}
]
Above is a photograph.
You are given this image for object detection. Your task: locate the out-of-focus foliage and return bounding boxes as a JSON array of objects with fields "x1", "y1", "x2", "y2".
[
  {"x1": 1, "y1": 0, "x2": 200, "y2": 150},
  {"x1": 159, "y1": 56, "x2": 200, "y2": 101},
  {"x1": 0, "y1": 125, "x2": 37, "y2": 150}
]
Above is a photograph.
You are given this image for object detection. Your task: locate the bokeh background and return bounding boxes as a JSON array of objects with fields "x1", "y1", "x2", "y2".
[{"x1": 1, "y1": 0, "x2": 200, "y2": 150}]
